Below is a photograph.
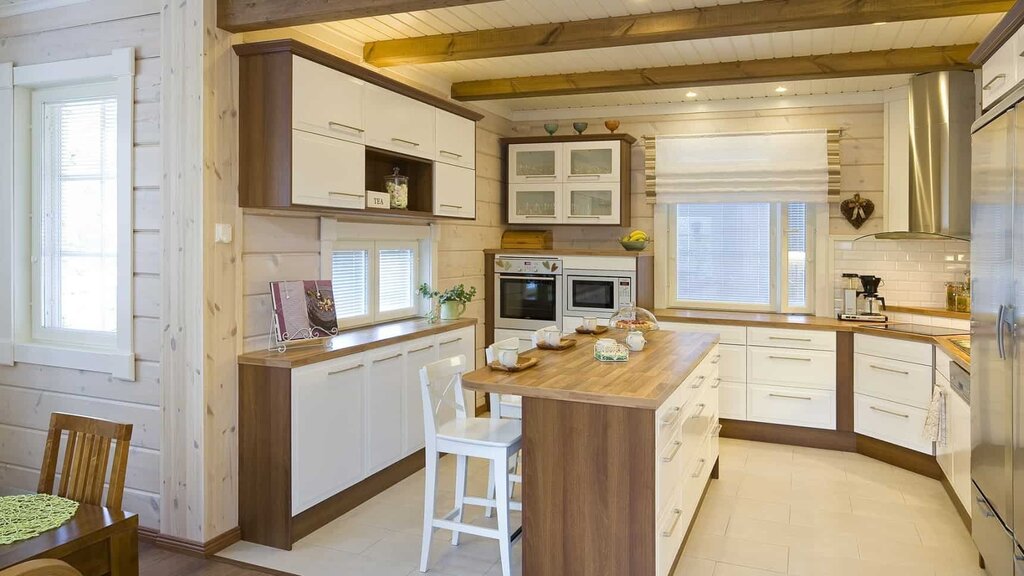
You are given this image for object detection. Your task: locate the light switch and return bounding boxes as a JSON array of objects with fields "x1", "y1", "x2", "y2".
[{"x1": 215, "y1": 223, "x2": 233, "y2": 244}]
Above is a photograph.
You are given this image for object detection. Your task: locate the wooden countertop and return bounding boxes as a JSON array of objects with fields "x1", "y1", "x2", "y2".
[
  {"x1": 238, "y1": 317, "x2": 477, "y2": 369},
  {"x1": 935, "y1": 336, "x2": 972, "y2": 370},
  {"x1": 485, "y1": 248, "x2": 652, "y2": 257},
  {"x1": 461, "y1": 330, "x2": 718, "y2": 409},
  {"x1": 885, "y1": 305, "x2": 970, "y2": 321},
  {"x1": 653, "y1": 308, "x2": 863, "y2": 332}
]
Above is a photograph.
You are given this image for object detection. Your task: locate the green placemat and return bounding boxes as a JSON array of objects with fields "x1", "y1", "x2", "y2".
[{"x1": 0, "y1": 494, "x2": 79, "y2": 545}]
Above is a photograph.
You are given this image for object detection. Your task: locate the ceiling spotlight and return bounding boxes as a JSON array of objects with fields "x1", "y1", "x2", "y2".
[
  {"x1": 686, "y1": 91, "x2": 698, "y2": 98},
  {"x1": 872, "y1": 21, "x2": 887, "y2": 25},
  {"x1": 775, "y1": 86, "x2": 788, "y2": 93}
]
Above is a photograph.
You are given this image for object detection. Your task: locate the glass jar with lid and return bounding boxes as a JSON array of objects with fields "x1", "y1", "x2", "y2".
[
  {"x1": 385, "y1": 167, "x2": 408, "y2": 209},
  {"x1": 609, "y1": 303, "x2": 660, "y2": 332}
]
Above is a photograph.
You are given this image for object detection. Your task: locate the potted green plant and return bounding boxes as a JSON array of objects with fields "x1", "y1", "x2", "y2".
[{"x1": 418, "y1": 283, "x2": 478, "y2": 322}]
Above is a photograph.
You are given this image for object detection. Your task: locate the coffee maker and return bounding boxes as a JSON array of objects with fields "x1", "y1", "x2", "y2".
[{"x1": 837, "y1": 274, "x2": 888, "y2": 322}]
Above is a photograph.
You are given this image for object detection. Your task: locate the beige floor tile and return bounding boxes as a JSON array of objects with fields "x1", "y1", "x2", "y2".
[
  {"x1": 704, "y1": 493, "x2": 791, "y2": 524},
  {"x1": 724, "y1": 516, "x2": 858, "y2": 559},
  {"x1": 787, "y1": 552, "x2": 935, "y2": 576},
  {"x1": 712, "y1": 561, "x2": 785, "y2": 575},
  {"x1": 673, "y1": 556, "x2": 716, "y2": 576},
  {"x1": 858, "y1": 535, "x2": 979, "y2": 572},
  {"x1": 682, "y1": 532, "x2": 789, "y2": 573},
  {"x1": 789, "y1": 507, "x2": 922, "y2": 544}
]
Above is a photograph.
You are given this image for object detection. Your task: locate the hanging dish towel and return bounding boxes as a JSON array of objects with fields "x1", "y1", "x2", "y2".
[{"x1": 923, "y1": 386, "x2": 947, "y2": 446}]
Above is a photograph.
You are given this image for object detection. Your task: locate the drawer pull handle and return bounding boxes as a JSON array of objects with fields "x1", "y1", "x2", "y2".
[
  {"x1": 660, "y1": 508, "x2": 683, "y2": 537},
  {"x1": 984, "y1": 73, "x2": 1007, "y2": 90},
  {"x1": 439, "y1": 149, "x2": 463, "y2": 158},
  {"x1": 567, "y1": 215, "x2": 602, "y2": 219},
  {"x1": 712, "y1": 422, "x2": 723, "y2": 435},
  {"x1": 328, "y1": 364, "x2": 364, "y2": 375},
  {"x1": 769, "y1": 336, "x2": 812, "y2": 342},
  {"x1": 523, "y1": 215, "x2": 554, "y2": 218},
  {"x1": 409, "y1": 345, "x2": 434, "y2": 353},
  {"x1": 524, "y1": 175, "x2": 555, "y2": 179},
  {"x1": 711, "y1": 378, "x2": 721, "y2": 389},
  {"x1": 690, "y1": 375, "x2": 706, "y2": 389},
  {"x1": 870, "y1": 405, "x2": 910, "y2": 418},
  {"x1": 567, "y1": 174, "x2": 601, "y2": 179},
  {"x1": 769, "y1": 393, "x2": 812, "y2": 401},
  {"x1": 689, "y1": 403, "x2": 706, "y2": 418},
  {"x1": 391, "y1": 137, "x2": 421, "y2": 147},
  {"x1": 440, "y1": 337, "x2": 463, "y2": 345},
  {"x1": 661, "y1": 440, "x2": 683, "y2": 463},
  {"x1": 870, "y1": 364, "x2": 910, "y2": 375},
  {"x1": 711, "y1": 355, "x2": 721, "y2": 365},
  {"x1": 328, "y1": 121, "x2": 364, "y2": 133},
  {"x1": 691, "y1": 457, "x2": 708, "y2": 479},
  {"x1": 329, "y1": 191, "x2": 364, "y2": 198},
  {"x1": 373, "y1": 353, "x2": 403, "y2": 363},
  {"x1": 440, "y1": 203, "x2": 464, "y2": 209},
  {"x1": 769, "y1": 355, "x2": 812, "y2": 362},
  {"x1": 661, "y1": 406, "x2": 682, "y2": 426}
]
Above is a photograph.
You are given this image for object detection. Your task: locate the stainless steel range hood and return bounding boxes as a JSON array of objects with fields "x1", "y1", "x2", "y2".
[{"x1": 871, "y1": 71, "x2": 974, "y2": 241}]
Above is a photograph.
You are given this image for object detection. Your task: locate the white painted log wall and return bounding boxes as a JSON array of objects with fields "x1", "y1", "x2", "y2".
[{"x1": 0, "y1": 0, "x2": 163, "y2": 530}]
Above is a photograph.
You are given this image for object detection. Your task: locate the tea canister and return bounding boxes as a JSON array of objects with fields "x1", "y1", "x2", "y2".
[{"x1": 385, "y1": 167, "x2": 409, "y2": 209}]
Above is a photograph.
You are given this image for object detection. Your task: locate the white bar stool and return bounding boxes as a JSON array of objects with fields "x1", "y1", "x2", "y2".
[
  {"x1": 419, "y1": 354, "x2": 522, "y2": 576},
  {"x1": 484, "y1": 338, "x2": 525, "y2": 518}
]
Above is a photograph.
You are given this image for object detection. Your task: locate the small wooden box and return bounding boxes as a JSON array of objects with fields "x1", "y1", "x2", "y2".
[{"x1": 501, "y1": 230, "x2": 553, "y2": 250}]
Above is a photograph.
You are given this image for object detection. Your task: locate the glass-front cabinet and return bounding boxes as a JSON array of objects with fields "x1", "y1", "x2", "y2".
[
  {"x1": 508, "y1": 143, "x2": 562, "y2": 183},
  {"x1": 564, "y1": 141, "x2": 620, "y2": 183},
  {"x1": 508, "y1": 184, "x2": 562, "y2": 224},
  {"x1": 564, "y1": 184, "x2": 619, "y2": 224}
]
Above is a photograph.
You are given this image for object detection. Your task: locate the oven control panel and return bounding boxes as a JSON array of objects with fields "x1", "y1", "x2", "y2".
[{"x1": 495, "y1": 258, "x2": 561, "y2": 274}]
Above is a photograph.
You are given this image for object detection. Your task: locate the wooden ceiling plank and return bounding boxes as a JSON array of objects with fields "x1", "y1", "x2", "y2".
[
  {"x1": 216, "y1": 0, "x2": 496, "y2": 33},
  {"x1": 450, "y1": 44, "x2": 978, "y2": 100},
  {"x1": 362, "y1": 0, "x2": 1012, "y2": 66}
]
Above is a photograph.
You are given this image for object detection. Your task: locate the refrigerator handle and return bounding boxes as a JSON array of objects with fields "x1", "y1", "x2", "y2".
[{"x1": 998, "y1": 305, "x2": 1008, "y2": 359}]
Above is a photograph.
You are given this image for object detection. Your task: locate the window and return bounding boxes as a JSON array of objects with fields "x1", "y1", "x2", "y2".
[
  {"x1": 670, "y1": 202, "x2": 813, "y2": 312},
  {"x1": 331, "y1": 241, "x2": 419, "y2": 327}
]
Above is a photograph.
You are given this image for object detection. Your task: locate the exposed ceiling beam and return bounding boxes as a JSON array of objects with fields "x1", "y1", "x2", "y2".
[
  {"x1": 363, "y1": 0, "x2": 1012, "y2": 67},
  {"x1": 217, "y1": 0, "x2": 496, "y2": 33},
  {"x1": 450, "y1": 44, "x2": 978, "y2": 101}
]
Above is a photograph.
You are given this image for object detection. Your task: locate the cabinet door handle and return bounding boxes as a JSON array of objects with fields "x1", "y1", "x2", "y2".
[
  {"x1": 440, "y1": 203, "x2": 464, "y2": 209},
  {"x1": 712, "y1": 422, "x2": 723, "y2": 435},
  {"x1": 660, "y1": 406, "x2": 682, "y2": 426},
  {"x1": 711, "y1": 355, "x2": 721, "y2": 365},
  {"x1": 984, "y1": 73, "x2": 1007, "y2": 90},
  {"x1": 769, "y1": 393, "x2": 812, "y2": 401},
  {"x1": 524, "y1": 175, "x2": 555, "y2": 179},
  {"x1": 329, "y1": 191, "x2": 364, "y2": 198},
  {"x1": 524, "y1": 215, "x2": 554, "y2": 218},
  {"x1": 439, "y1": 149, "x2": 463, "y2": 158},
  {"x1": 660, "y1": 508, "x2": 683, "y2": 538},
  {"x1": 690, "y1": 375, "x2": 706, "y2": 389},
  {"x1": 567, "y1": 215, "x2": 602, "y2": 219},
  {"x1": 870, "y1": 405, "x2": 910, "y2": 418},
  {"x1": 689, "y1": 403, "x2": 706, "y2": 418},
  {"x1": 409, "y1": 345, "x2": 434, "y2": 353},
  {"x1": 870, "y1": 364, "x2": 909, "y2": 375},
  {"x1": 661, "y1": 440, "x2": 683, "y2": 463},
  {"x1": 391, "y1": 137, "x2": 420, "y2": 147},
  {"x1": 373, "y1": 353, "x2": 403, "y2": 363},
  {"x1": 328, "y1": 121, "x2": 364, "y2": 133},
  {"x1": 440, "y1": 337, "x2": 463, "y2": 345},
  {"x1": 711, "y1": 378, "x2": 721, "y2": 389},
  {"x1": 567, "y1": 174, "x2": 601, "y2": 179},
  {"x1": 691, "y1": 457, "x2": 707, "y2": 479},
  {"x1": 769, "y1": 336, "x2": 812, "y2": 342},
  {"x1": 328, "y1": 363, "x2": 364, "y2": 375},
  {"x1": 769, "y1": 355, "x2": 812, "y2": 362}
]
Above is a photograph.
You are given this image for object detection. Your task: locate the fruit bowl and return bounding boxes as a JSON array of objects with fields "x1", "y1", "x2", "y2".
[{"x1": 620, "y1": 240, "x2": 649, "y2": 251}]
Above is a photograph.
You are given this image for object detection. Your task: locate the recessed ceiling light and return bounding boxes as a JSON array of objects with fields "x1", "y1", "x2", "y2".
[
  {"x1": 775, "y1": 86, "x2": 788, "y2": 93},
  {"x1": 872, "y1": 21, "x2": 887, "y2": 25},
  {"x1": 686, "y1": 91, "x2": 698, "y2": 98}
]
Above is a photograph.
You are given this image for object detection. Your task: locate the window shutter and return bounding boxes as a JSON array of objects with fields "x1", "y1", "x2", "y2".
[
  {"x1": 378, "y1": 248, "x2": 415, "y2": 313},
  {"x1": 332, "y1": 249, "x2": 369, "y2": 319}
]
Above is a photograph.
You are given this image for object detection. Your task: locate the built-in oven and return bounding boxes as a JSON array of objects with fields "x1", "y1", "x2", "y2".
[
  {"x1": 493, "y1": 257, "x2": 563, "y2": 331},
  {"x1": 564, "y1": 270, "x2": 635, "y2": 318}
]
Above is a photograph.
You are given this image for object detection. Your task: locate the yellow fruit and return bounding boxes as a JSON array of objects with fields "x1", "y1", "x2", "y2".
[{"x1": 628, "y1": 230, "x2": 648, "y2": 241}]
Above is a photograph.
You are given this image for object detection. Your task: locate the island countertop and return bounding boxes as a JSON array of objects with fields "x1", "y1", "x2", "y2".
[{"x1": 461, "y1": 330, "x2": 719, "y2": 409}]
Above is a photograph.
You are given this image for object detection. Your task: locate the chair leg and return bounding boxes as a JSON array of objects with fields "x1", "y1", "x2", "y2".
[
  {"x1": 420, "y1": 451, "x2": 438, "y2": 573},
  {"x1": 495, "y1": 455, "x2": 513, "y2": 576},
  {"x1": 485, "y1": 455, "x2": 496, "y2": 518},
  {"x1": 452, "y1": 454, "x2": 467, "y2": 545}
]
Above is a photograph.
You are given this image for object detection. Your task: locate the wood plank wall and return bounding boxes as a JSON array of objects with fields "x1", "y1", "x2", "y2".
[
  {"x1": 508, "y1": 104, "x2": 886, "y2": 249},
  {"x1": 0, "y1": 0, "x2": 164, "y2": 530}
]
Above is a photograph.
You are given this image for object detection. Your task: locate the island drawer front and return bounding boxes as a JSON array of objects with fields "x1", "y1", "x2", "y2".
[
  {"x1": 854, "y1": 393, "x2": 933, "y2": 454},
  {"x1": 657, "y1": 425, "x2": 685, "y2": 514},
  {"x1": 717, "y1": 344, "x2": 746, "y2": 382},
  {"x1": 656, "y1": 487, "x2": 686, "y2": 576},
  {"x1": 680, "y1": 386, "x2": 717, "y2": 470},
  {"x1": 747, "y1": 347, "x2": 836, "y2": 390},
  {"x1": 720, "y1": 381, "x2": 747, "y2": 420},
  {"x1": 660, "y1": 321, "x2": 746, "y2": 345},
  {"x1": 656, "y1": 384, "x2": 691, "y2": 451},
  {"x1": 854, "y1": 353, "x2": 933, "y2": 409},
  {"x1": 747, "y1": 384, "x2": 836, "y2": 430},
  {"x1": 748, "y1": 327, "x2": 836, "y2": 351},
  {"x1": 855, "y1": 334, "x2": 933, "y2": 366}
]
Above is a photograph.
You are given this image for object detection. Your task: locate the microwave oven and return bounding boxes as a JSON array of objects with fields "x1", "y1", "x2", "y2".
[{"x1": 564, "y1": 270, "x2": 635, "y2": 318}]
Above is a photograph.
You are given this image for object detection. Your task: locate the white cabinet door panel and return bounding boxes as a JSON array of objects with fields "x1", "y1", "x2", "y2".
[
  {"x1": 292, "y1": 130, "x2": 365, "y2": 209},
  {"x1": 366, "y1": 345, "x2": 406, "y2": 474},
  {"x1": 934, "y1": 376, "x2": 953, "y2": 483},
  {"x1": 508, "y1": 143, "x2": 561, "y2": 183},
  {"x1": 508, "y1": 183, "x2": 562, "y2": 224},
  {"x1": 747, "y1": 347, "x2": 836, "y2": 390},
  {"x1": 855, "y1": 393, "x2": 932, "y2": 454},
  {"x1": 854, "y1": 333, "x2": 933, "y2": 366},
  {"x1": 950, "y1": 391, "x2": 971, "y2": 514},
  {"x1": 434, "y1": 163, "x2": 476, "y2": 219},
  {"x1": 563, "y1": 183, "x2": 620, "y2": 225},
  {"x1": 403, "y1": 337, "x2": 438, "y2": 455},
  {"x1": 718, "y1": 344, "x2": 746, "y2": 382},
  {"x1": 292, "y1": 55, "x2": 365, "y2": 144},
  {"x1": 435, "y1": 109, "x2": 475, "y2": 169},
  {"x1": 982, "y1": 39, "x2": 1017, "y2": 110},
  {"x1": 364, "y1": 84, "x2": 435, "y2": 159},
  {"x1": 854, "y1": 353, "x2": 933, "y2": 410},
  {"x1": 747, "y1": 384, "x2": 836, "y2": 430},
  {"x1": 748, "y1": 328, "x2": 835, "y2": 351},
  {"x1": 563, "y1": 140, "x2": 620, "y2": 183},
  {"x1": 719, "y1": 381, "x2": 746, "y2": 420}
]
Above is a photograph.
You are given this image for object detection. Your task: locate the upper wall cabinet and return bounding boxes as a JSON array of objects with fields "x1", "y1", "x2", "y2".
[
  {"x1": 503, "y1": 134, "x2": 634, "y2": 225},
  {"x1": 235, "y1": 40, "x2": 483, "y2": 219},
  {"x1": 975, "y1": 12, "x2": 1024, "y2": 111}
]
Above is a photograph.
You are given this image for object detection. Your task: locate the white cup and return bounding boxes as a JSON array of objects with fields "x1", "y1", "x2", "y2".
[
  {"x1": 581, "y1": 317, "x2": 598, "y2": 331},
  {"x1": 541, "y1": 328, "x2": 562, "y2": 347},
  {"x1": 496, "y1": 344, "x2": 519, "y2": 368}
]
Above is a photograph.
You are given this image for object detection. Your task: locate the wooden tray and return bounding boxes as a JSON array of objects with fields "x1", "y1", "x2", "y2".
[
  {"x1": 575, "y1": 325, "x2": 609, "y2": 335},
  {"x1": 536, "y1": 338, "x2": 577, "y2": 351},
  {"x1": 489, "y1": 357, "x2": 539, "y2": 372}
]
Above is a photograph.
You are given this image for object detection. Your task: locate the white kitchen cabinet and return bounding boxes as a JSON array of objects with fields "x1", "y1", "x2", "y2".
[
  {"x1": 563, "y1": 140, "x2": 621, "y2": 183},
  {"x1": 508, "y1": 143, "x2": 562, "y2": 184},
  {"x1": 508, "y1": 183, "x2": 562, "y2": 224},
  {"x1": 719, "y1": 381, "x2": 747, "y2": 420},
  {"x1": 435, "y1": 109, "x2": 475, "y2": 169},
  {"x1": 563, "y1": 183, "x2": 620, "y2": 225},
  {"x1": 854, "y1": 334, "x2": 933, "y2": 366},
  {"x1": 659, "y1": 321, "x2": 747, "y2": 421},
  {"x1": 403, "y1": 337, "x2": 437, "y2": 455},
  {"x1": 291, "y1": 129, "x2": 366, "y2": 209},
  {"x1": 854, "y1": 393, "x2": 932, "y2": 454},
  {"x1": 747, "y1": 327, "x2": 836, "y2": 351},
  {"x1": 983, "y1": 37, "x2": 1018, "y2": 110},
  {"x1": 854, "y1": 353, "x2": 933, "y2": 410},
  {"x1": 434, "y1": 163, "x2": 476, "y2": 219},
  {"x1": 364, "y1": 84, "x2": 435, "y2": 160},
  {"x1": 292, "y1": 55, "x2": 365, "y2": 144},
  {"x1": 747, "y1": 383, "x2": 836, "y2": 430},
  {"x1": 949, "y1": 388, "x2": 971, "y2": 514},
  {"x1": 748, "y1": 346, "x2": 836, "y2": 390},
  {"x1": 365, "y1": 345, "x2": 406, "y2": 474},
  {"x1": 934, "y1": 372, "x2": 953, "y2": 483},
  {"x1": 291, "y1": 355, "x2": 366, "y2": 515}
]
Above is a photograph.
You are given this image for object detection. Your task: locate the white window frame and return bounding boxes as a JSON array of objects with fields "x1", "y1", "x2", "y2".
[
  {"x1": 0, "y1": 49, "x2": 135, "y2": 379},
  {"x1": 663, "y1": 202, "x2": 819, "y2": 314},
  {"x1": 320, "y1": 218, "x2": 436, "y2": 329}
]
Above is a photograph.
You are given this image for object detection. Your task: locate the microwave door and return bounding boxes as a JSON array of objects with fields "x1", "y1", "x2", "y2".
[{"x1": 569, "y1": 278, "x2": 617, "y2": 313}]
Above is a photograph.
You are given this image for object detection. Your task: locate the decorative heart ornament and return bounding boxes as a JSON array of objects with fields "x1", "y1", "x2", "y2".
[{"x1": 840, "y1": 193, "x2": 875, "y2": 229}]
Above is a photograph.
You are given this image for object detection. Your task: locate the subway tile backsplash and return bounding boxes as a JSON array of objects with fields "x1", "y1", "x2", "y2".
[{"x1": 832, "y1": 239, "x2": 970, "y2": 311}]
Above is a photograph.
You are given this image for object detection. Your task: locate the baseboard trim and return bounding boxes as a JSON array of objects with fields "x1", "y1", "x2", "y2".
[
  {"x1": 940, "y1": 468, "x2": 971, "y2": 531},
  {"x1": 138, "y1": 526, "x2": 242, "y2": 558},
  {"x1": 721, "y1": 419, "x2": 856, "y2": 452},
  {"x1": 854, "y1": 434, "x2": 942, "y2": 480},
  {"x1": 212, "y1": 555, "x2": 300, "y2": 576}
]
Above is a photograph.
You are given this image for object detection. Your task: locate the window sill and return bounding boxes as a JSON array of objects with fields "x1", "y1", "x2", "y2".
[{"x1": 12, "y1": 341, "x2": 135, "y2": 380}]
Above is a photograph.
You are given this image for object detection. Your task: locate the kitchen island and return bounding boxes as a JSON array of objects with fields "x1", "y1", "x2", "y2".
[{"x1": 462, "y1": 330, "x2": 721, "y2": 576}]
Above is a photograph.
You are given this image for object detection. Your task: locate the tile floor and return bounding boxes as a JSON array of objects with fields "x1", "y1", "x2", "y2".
[{"x1": 218, "y1": 438, "x2": 982, "y2": 576}]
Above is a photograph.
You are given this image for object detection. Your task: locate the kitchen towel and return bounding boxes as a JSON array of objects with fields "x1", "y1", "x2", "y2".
[{"x1": 923, "y1": 386, "x2": 947, "y2": 446}]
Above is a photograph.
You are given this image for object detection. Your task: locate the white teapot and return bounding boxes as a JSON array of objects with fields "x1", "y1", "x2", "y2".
[{"x1": 625, "y1": 330, "x2": 647, "y2": 352}]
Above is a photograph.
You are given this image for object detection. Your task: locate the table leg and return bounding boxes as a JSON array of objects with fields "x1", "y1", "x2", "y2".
[{"x1": 109, "y1": 527, "x2": 139, "y2": 576}]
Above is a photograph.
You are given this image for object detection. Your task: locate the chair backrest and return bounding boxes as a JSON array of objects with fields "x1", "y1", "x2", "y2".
[
  {"x1": 0, "y1": 560, "x2": 83, "y2": 576},
  {"x1": 485, "y1": 337, "x2": 521, "y2": 364},
  {"x1": 38, "y1": 412, "x2": 133, "y2": 510},
  {"x1": 419, "y1": 355, "x2": 469, "y2": 449}
]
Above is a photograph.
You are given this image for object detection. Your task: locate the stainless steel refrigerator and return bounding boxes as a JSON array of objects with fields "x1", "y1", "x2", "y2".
[{"x1": 972, "y1": 83, "x2": 1024, "y2": 575}]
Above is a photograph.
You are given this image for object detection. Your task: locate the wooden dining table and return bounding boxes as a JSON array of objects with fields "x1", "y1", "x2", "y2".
[{"x1": 0, "y1": 487, "x2": 138, "y2": 576}]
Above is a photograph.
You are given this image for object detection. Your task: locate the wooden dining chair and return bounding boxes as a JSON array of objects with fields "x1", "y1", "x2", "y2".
[
  {"x1": 0, "y1": 559, "x2": 83, "y2": 576},
  {"x1": 37, "y1": 413, "x2": 133, "y2": 510}
]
